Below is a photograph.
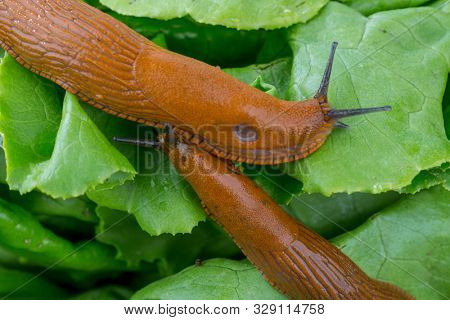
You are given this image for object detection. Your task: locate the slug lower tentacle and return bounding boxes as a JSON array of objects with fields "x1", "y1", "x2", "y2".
[
  {"x1": 117, "y1": 134, "x2": 414, "y2": 300},
  {"x1": 0, "y1": 0, "x2": 391, "y2": 164}
]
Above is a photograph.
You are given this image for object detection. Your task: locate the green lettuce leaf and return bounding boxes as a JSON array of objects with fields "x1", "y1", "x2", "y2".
[
  {"x1": 224, "y1": 58, "x2": 292, "y2": 99},
  {"x1": 132, "y1": 258, "x2": 285, "y2": 300},
  {"x1": 0, "y1": 267, "x2": 67, "y2": 299},
  {"x1": 333, "y1": 186, "x2": 450, "y2": 299},
  {"x1": 72, "y1": 285, "x2": 132, "y2": 300},
  {"x1": 285, "y1": 191, "x2": 401, "y2": 238},
  {"x1": 243, "y1": 166, "x2": 303, "y2": 205},
  {"x1": 443, "y1": 77, "x2": 450, "y2": 139},
  {"x1": 95, "y1": 207, "x2": 172, "y2": 267},
  {"x1": 100, "y1": 0, "x2": 329, "y2": 30},
  {"x1": 432, "y1": 0, "x2": 450, "y2": 12},
  {"x1": 0, "y1": 147, "x2": 6, "y2": 184},
  {"x1": 151, "y1": 33, "x2": 167, "y2": 48},
  {"x1": 0, "y1": 55, "x2": 135, "y2": 198},
  {"x1": 96, "y1": 207, "x2": 239, "y2": 270},
  {"x1": 44, "y1": 268, "x2": 124, "y2": 290},
  {"x1": 256, "y1": 30, "x2": 292, "y2": 64},
  {"x1": 400, "y1": 163, "x2": 449, "y2": 193},
  {"x1": 107, "y1": 13, "x2": 270, "y2": 67},
  {"x1": 0, "y1": 198, "x2": 126, "y2": 271},
  {"x1": 87, "y1": 156, "x2": 205, "y2": 236},
  {"x1": 285, "y1": 2, "x2": 450, "y2": 194},
  {"x1": 8, "y1": 191, "x2": 97, "y2": 223},
  {"x1": 0, "y1": 189, "x2": 98, "y2": 239},
  {"x1": 339, "y1": 0, "x2": 430, "y2": 15},
  {"x1": 0, "y1": 56, "x2": 61, "y2": 193}
]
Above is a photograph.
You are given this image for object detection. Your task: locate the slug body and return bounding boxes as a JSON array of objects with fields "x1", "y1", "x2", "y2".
[
  {"x1": 0, "y1": 0, "x2": 388, "y2": 165},
  {"x1": 158, "y1": 136, "x2": 413, "y2": 300}
]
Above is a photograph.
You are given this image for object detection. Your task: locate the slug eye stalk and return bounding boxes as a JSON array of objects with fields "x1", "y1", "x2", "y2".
[
  {"x1": 113, "y1": 137, "x2": 160, "y2": 148},
  {"x1": 328, "y1": 106, "x2": 392, "y2": 119},
  {"x1": 317, "y1": 42, "x2": 392, "y2": 121},
  {"x1": 315, "y1": 41, "x2": 338, "y2": 99},
  {"x1": 113, "y1": 124, "x2": 177, "y2": 148}
]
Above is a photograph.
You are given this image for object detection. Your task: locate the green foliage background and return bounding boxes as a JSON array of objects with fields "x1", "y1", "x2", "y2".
[{"x1": 0, "y1": 0, "x2": 448, "y2": 299}]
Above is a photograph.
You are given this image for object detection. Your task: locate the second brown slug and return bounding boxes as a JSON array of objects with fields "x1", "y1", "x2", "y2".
[
  {"x1": 115, "y1": 134, "x2": 414, "y2": 300},
  {"x1": 0, "y1": 0, "x2": 391, "y2": 164}
]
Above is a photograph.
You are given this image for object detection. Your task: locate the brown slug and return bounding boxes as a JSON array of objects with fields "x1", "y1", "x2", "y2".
[
  {"x1": 114, "y1": 134, "x2": 414, "y2": 300},
  {"x1": 0, "y1": 0, "x2": 391, "y2": 165}
]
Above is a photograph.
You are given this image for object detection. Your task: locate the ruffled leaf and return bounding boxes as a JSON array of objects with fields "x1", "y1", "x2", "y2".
[
  {"x1": 100, "y1": 0, "x2": 329, "y2": 30},
  {"x1": 132, "y1": 258, "x2": 285, "y2": 300},
  {"x1": 0, "y1": 55, "x2": 135, "y2": 198},
  {"x1": 339, "y1": 0, "x2": 430, "y2": 15},
  {"x1": 333, "y1": 186, "x2": 450, "y2": 299},
  {"x1": 0, "y1": 198, "x2": 126, "y2": 271},
  {"x1": 286, "y1": 3, "x2": 450, "y2": 194}
]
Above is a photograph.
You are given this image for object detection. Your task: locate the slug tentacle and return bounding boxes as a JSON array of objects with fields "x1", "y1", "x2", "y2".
[
  {"x1": 327, "y1": 105, "x2": 392, "y2": 119},
  {"x1": 315, "y1": 41, "x2": 338, "y2": 99},
  {"x1": 112, "y1": 137, "x2": 160, "y2": 148},
  {"x1": 313, "y1": 42, "x2": 392, "y2": 122}
]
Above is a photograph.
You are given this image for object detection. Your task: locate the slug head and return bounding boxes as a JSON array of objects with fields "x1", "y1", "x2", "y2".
[{"x1": 190, "y1": 42, "x2": 391, "y2": 165}]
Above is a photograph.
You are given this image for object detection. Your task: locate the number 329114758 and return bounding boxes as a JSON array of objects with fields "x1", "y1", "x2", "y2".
[{"x1": 253, "y1": 303, "x2": 325, "y2": 315}]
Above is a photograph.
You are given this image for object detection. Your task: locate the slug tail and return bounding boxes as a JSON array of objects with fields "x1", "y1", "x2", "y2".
[
  {"x1": 243, "y1": 225, "x2": 414, "y2": 300},
  {"x1": 243, "y1": 234, "x2": 355, "y2": 299},
  {"x1": 365, "y1": 279, "x2": 415, "y2": 300}
]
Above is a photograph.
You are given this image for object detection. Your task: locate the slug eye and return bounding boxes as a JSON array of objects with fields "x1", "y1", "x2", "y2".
[{"x1": 233, "y1": 124, "x2": 259, "y2": 142}]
